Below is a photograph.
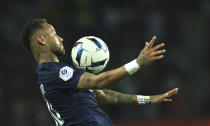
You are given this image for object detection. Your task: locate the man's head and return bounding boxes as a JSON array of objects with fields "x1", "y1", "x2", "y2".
[{"x1": 20, "y1": 18, "x2": 65, "y2": 58}]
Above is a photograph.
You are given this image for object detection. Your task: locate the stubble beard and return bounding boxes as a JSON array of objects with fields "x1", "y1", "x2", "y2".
[{"x1": 55, "y1": 46, "x2": 65, "y2": 58}]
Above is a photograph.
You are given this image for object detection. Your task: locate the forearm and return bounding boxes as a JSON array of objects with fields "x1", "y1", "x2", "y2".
[
  {"x1": 94, "y1": 89, "x2": 138, "y2": 105},
  {"x1": 77, "y1": 36, "x2": 166, "y2": 90},
  {"x1": 94, "y1": 88, "x2": 178, "y2": 105},
  {"x1": 95, "y1": 66, "x2": 128, "y2": 88},
  {"x1": 77, "y1": 66, "x2": 129, "y2": 89}
]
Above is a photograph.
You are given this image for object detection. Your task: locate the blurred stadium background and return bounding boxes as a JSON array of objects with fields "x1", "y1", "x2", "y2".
[{"x1": 1, "y1": 0, "x2": 210, "y2": 126}]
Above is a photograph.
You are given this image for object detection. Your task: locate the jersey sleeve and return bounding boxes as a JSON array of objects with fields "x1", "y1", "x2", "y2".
[
  {"x1": 37, "y1": 62, "x2": 84, "y2": 91},
  {"x1": 57, "y1": 66, "x2": 84, "y2": 90}
]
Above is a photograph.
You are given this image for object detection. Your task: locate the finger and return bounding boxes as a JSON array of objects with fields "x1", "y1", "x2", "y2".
[
  {"x1": 152, "y1": 88, "x2": 178, "y2": 103},
  {"x1": 153, "y1": 55, "x2": 164, "y2": 60},
  {"x1": 163, "y1": 99, "x2": 172, "y2": 102},
  {"x1": 152, "y1": 49, "x2": 166, "y2": 56},
  {"x1": 153, "y1": 94, "x2": 169, "y2": 103},
  {"x1": 144, "y1": 41, "x2": 149, "y2": 49},
  {"x1": 148, "y1": 36, "x2": 156, "y2": 48},
  {"x1": 166, "y1": 88, "x2": 179, "y2": 97},
  {"x1": 151, "y1": 43, "x2": 165, "y2": 52}
]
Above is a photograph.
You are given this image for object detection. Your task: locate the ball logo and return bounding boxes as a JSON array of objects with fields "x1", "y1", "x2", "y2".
[{"x1": 59, "y1": 66, "x2": 74, "y2": 81}]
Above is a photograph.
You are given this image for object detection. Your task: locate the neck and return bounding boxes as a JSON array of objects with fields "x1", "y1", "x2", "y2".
[{"x1": 34, "y1": 49, "x2": 59, "y2": 64}]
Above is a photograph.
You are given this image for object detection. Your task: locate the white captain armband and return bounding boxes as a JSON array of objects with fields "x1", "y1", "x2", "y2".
[
  {"x1": 137, "y1": 95, "x2": 150, "y2": 105},
  {"x1": 124, "y1": 59, "x2": 140, "y2": 75}
]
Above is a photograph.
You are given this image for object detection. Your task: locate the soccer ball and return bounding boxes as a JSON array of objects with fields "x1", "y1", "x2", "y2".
[{"x1": 71, "y1": 36, "x2": 110, "y2": 74}]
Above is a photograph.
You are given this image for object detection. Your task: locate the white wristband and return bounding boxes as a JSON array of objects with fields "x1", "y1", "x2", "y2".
[
  {"x1": 137, "y1": 95, "x2": 150, "y2": 104},
  {"x1": 124, "y1": 59, "x2": 140, "y2": 75}
]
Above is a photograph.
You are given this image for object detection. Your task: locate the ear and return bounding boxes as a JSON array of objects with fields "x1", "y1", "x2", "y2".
[{"x1": 36, "y1": 35, "x2": 46, "y2": 45}]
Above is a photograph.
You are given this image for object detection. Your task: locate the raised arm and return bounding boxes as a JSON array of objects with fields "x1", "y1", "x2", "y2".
[
  {"x1": 77, "y1": 36, "x2": 166, "y2": 89},
  {"x1": 94, "y1": 88, "x2": 178, "y2": 105}
]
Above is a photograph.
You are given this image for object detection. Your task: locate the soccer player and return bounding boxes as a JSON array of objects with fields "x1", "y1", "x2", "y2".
[{"x1": 20, "y1": 18, "x2": 178, "y2": 126}]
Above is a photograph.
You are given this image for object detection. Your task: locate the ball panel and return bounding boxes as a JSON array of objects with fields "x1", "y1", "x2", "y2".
[
  {"x1": 81, "y1": 41, "x2": 98, "y2": 52},
  {"x1": 79, "y1": 51, "x2": 92, "y2": 67},
  {"x1": 76, "y1": 44, "x2": 83, "y2": 65}
]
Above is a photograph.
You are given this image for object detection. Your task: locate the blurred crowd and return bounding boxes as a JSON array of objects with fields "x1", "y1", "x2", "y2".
[{"x1": 0, "y1": 0, "x2": 210, "y2": 126}]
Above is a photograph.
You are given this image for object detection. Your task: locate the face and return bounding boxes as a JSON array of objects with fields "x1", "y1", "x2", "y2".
[{"x1": 41, "y1": 23, "x2": 65, "y2": 56}]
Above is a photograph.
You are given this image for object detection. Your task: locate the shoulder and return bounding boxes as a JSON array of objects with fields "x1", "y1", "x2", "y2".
[
  {"x1": 36, "y1": 62, "x2": 73, "y2": 82},
  {"x1": 37, "y1": 62, "x2": 74, "y2": 73},
  {"x1": 37, "y1": 62, "x2": 84, "y2": 84}
]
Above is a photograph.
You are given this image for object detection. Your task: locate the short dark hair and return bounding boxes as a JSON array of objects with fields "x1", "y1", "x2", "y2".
[{"x1": 20, "y1": 18, "x2": 47, "y2": 53}]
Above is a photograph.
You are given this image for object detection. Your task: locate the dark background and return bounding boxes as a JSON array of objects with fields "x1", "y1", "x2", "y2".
[{"x1": 0, "y1": 0, "x2": 210, "y2": 126}]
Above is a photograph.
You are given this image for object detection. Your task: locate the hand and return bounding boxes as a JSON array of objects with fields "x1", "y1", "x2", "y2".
[
  {"x1": 150, "y1": 88, "x2": 179, "y2": 104},
  {"x1": 136, "y1": 36, "x2": 166, "y2": 67}
]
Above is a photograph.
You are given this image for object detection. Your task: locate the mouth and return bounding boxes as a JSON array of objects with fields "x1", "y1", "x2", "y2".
[{"x1": 61, "y1": 45, "x2": 66, "y2": 52}]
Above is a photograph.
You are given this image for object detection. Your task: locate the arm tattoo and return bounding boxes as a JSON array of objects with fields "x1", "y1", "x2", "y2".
[
  {"x1": 82, "y1": 73, "x2": 93, "y2": 87},
  {"x1": 104, "y1": 71, "x2": 110, "y2": 84},
  {"x1": 97, "y1": 90, "x2": 137, "y2": 104},
  {"x1": 116, "y1": 94, "x2": 135, "y2": 104},
  {"x1": 139, "y1": 50, "x2": 147, "y2": 65}
]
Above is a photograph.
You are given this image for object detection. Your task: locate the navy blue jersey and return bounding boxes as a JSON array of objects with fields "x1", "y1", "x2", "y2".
[{"x1": 36, "y1": 62, "x2": 113, "y2": 126}]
